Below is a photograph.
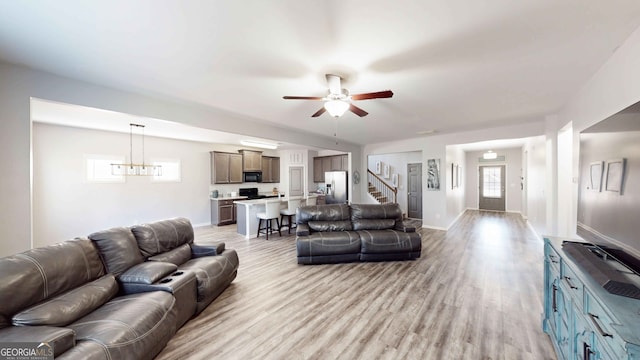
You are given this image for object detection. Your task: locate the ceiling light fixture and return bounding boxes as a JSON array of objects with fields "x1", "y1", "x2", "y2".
[
  {"x1": 483, "y1": 150, "x2": 498, "y2": 160},
  {"x1": 111, "y1": 123, "x2": 162, "y2": 176},
  {"x1": 324, "y1": 100, "x2": 350, "y2": 117},
  {"x1": 240, "y1": 140, "x2": 278, "y2": 150}
]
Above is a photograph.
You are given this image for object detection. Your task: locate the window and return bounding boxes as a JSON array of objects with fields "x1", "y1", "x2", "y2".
[
  {"x1": 482, "y1": 166, "x2": 501, "y2": 198},
  {"x1": 85, "y1": 155, "x2": 125, "y2": 183},
  {"x1": 152, "y1": 159, "x2": 181, "y2": 182}
]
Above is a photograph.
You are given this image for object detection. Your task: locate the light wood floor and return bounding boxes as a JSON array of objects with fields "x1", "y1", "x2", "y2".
[{"x1": 155, "y1": 210, "x2": 556, "y2": 360}]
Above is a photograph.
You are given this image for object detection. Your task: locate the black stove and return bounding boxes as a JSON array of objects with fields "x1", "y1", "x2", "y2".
[{"x1": 239, "y1": 187, "x2": 266, "y2": 199}]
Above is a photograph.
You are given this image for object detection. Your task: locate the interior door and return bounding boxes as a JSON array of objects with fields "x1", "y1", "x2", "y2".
[
  {"x1": 479, "y1": 165, "x2": 506, "y2": 211},
  {"x1": 288, "y1": 166, "x2": 304, "y2": 197},
  {"x1": 407, "y1": 163, "x2": 422, "y2": 219}
]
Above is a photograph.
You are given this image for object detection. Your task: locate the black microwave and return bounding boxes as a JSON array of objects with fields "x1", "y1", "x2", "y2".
[{"x1": 243, "y1": 172, "x2": 262, "y2": 183}]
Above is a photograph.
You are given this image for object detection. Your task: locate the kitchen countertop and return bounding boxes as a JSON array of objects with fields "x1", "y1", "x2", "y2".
[{"x1": 210, "y1": 196, "x2": 248, "y2": 201}]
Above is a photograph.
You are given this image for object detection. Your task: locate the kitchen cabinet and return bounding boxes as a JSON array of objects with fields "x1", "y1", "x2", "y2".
[
  {"x1": 211, "y1": 152, "x2": 242, "y2": 184},
  {"x1": 313, "y1": 157, "x2": 324, "y2": 183},
  {"x1": 313, "y1": 154, "x2": 348, "y2": 183},
  {"x1": 240, "y1": 150, "x2": 262, "y2": 172},
  {"x1": 261, "y1": 156, "x2": 280, "y2": 183},
  {"x1": 211, "y1": 199, "x2": 237, "y2": 225}
]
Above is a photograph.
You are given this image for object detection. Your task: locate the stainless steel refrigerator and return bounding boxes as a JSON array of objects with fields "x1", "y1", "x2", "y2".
[{"x1": 325, "y1": 171, "x2": 348, "y2": 204}]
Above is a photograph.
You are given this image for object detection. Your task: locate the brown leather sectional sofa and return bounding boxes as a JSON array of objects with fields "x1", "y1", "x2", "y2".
[
  {"x1": 0, "y1": 218, "x2": 238, "y2": 359},
  {"x1": 296, "y1": 203, "x2": 422, "y2": 264}
]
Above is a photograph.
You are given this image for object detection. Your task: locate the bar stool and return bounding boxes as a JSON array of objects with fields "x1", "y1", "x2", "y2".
[
  {"x1": 280, "y1": 197, "x2": 302, "y2": 234},
  {"x1": 257, "y1": 200, "x2": 281, "y2": 240}
]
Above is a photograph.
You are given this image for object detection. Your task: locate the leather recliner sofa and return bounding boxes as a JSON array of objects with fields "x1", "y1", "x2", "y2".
[
  {"x1": 296, "y1": 203, "x2": 422, "y2": 264},
  {"x1": 0, "y1": 217, "x2": 238, "y2": 359}
]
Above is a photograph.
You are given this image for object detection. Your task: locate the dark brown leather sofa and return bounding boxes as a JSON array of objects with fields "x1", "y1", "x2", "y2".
[
  {"x1": 296, "y1": 203, "x2": 422, "y2": 264},
  {"x1": 0, "y1": 217, "x2": 238, "y2": 359}
]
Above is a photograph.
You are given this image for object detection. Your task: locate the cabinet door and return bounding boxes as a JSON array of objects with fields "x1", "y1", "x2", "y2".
[
  {"x1": 331, "y1": 155, "x2": 342, "y2": 171},
  {"x1": 341, "y1": 154, "x2": 348, "y2": 171},
  {"x1": 229, "y1": 154, "x2": 243, "y2": 183},
  {"x1": 212, "y1": 152, "x2": 230, "y2": 184},
  {"x1": 313, "y1": 157, "x2": 324, "y2": 183},
  {"x1": 271, "y1": 157, "x2": 280, "y2": 182},
  {"x1": 322, "y1": 157, "x2": 332, "y2": 176},
  {"x1": 261, "y1": 157, "x2": 272, "y2": 182},
  {"x1": 219, "y1": 204, "x2": 234, "y2": 224},
  {"x1": 242, "y1": 150, "x2": 262, "y2": 171}
]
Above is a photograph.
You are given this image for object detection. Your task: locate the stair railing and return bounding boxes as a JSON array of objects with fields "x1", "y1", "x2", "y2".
[{"x1": 367, "y1": 169, "x2": 397, "y2": 203}]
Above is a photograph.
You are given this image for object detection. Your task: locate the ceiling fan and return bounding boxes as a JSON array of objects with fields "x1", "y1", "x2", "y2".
[{"x1": 283, "y1": 74, "x2": 393, "y2": 118}]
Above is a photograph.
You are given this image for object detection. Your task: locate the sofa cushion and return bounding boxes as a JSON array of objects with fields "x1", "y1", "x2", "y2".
[
  {"x1": 296, "y1": 204, "x2": 351, "y2": 224},
  {"x1": 0, "y1": 326, "x2": 76, "y2": 357},
  {"x1": 178, "y1": 250, "x2": 239, "y2": 305},
  {"x1": 308, "y1": 220, "x2": 353, "y2": 232},
  {"x1": 89, "y1": 227, "x2": 144, "y2": 277},
  {"x1": 119, "y1": 262, "x2": 178, "y2": 285},
  {"x1": 12, "y1": 274, "x2": 118, "y2": 327},
  {"x1": 0, "y1": 239, "x2": 105, "y2": 321},
  {"x1": 358, "y1": 230, "x2": 422, "y2": 254},
  {"x1": 352, "y1": 219, "x2": 396, "y2": 231},
  {"x1": 296, "y1": 231, "x2": 361, "y2": 256},
  {"x1": 148, "y1": 243, "x2": 192, "y2": 266},
  {"x1": 131, "y1": 218, "x2": 194, "y2": 257},
  {"x1": 350, "y1": 203, "x2": 402, "y2": 221},
  {"x1": 69, "y1": 291, "x2": 177, "y2": 360}
]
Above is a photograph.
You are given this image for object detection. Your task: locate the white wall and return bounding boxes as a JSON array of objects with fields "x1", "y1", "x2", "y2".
[
  {"x1": 33, "y1": 123, "x2": 216, "y2": 245},
  {"x1": 445, "y1": 145, "x2": 466, "y2": 228},
  {"x1": 523, "y1": 136, "x2": 547, "y2": 236},
  {"x1": 367, "y1": 152, "x2": 421, "y2": 216},
  {"x1": 464, "y1": 147, "x2": 523, "y2": 213}
]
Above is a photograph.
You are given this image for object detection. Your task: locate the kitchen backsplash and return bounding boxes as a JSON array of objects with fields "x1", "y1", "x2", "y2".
[{"x1": 209, "y1": 183, "x2": 280, "y2": 198}]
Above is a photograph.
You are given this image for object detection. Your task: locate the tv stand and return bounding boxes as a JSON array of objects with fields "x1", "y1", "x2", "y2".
[{"x1": 543, "y1": 237, "x2": 640, "y2": 359}]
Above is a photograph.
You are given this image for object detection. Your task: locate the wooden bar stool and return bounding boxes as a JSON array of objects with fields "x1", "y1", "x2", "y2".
[
  {"x1": 280, "y1": 197, "x2": 302, "y2": 234},
  {"x1": 257, "y1": 200, "x2": 281, "y2": 240}
]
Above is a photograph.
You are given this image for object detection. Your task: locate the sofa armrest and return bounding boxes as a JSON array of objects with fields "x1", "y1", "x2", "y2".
[
  {"x1": 395, "y1": 221, "x2": 416, "y2": 233},
  {"x1": 191, "y1": 243, "x2": 225, "y2": 258},
  {"x1": 118, "y1": 261, "x2": 178, "y2": 285},
  {"x1": 296, "y1": 224, "x2": 310, "y2": 236}
]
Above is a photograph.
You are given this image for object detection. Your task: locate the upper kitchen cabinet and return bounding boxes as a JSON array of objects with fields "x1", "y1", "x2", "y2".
[
  {"x1": 240, "y1": 150, "x2": 262, "y2": 172},
  {"x1": 261, "y1": 156, "x2": 280, "y2": 183},
  {"x1": 313, "y1": 154, "x2": 348, "y2": 182},
  {"x1": 211, "y1": 151, "x2": 243, "y2": 184}
]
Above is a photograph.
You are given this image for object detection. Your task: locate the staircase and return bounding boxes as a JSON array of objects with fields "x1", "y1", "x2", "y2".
[{"x1": 367, "y1": 169, "x2": 397, "y2": 204}]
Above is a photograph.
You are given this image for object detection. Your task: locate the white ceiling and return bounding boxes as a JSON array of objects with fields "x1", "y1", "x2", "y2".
[{"x1": 3, "y1": 1, "x2": 640, "y2": 146}]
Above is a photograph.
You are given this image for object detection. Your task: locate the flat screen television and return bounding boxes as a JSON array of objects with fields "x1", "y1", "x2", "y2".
[{"x1": 577, "y1": 101, "x2": 640, "y2": 261}]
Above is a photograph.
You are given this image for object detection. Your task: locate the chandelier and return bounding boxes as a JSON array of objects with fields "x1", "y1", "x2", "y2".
[{"x1": 111, "y1": 123, "x2": 162, "y2": 176}]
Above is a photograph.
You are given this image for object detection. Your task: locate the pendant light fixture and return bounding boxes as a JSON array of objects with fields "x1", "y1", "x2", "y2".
[{"x1": 111, "y1": 123, "x2": 162, "y2": 176}]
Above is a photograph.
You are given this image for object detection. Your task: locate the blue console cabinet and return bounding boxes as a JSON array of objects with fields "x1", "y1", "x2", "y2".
[{"x1": 543, "y1": 237, "x2": 640, "y2": 359}]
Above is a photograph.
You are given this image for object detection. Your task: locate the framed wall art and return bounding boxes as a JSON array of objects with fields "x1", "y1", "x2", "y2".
[
  {"x1": 589, "y1": 161, "x2": 603, "y2": 192},
  {"x1": 605, "y1": 158, "x2": 625, "y2": 194},
  {"x1": 426, "y1": 158, "x2": 440, "y2": 191}
]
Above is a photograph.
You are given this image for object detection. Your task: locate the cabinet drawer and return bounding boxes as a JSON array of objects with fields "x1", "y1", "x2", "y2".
[
  {"x1": 218, "y1": 199, "x2": 234, "y2": 206},
  {"x1": 585, "y1": 290, "x2": 626, "y2": 359},
  {"x1": 560, "y1": 262, "x2": 584, "y2": 309},
  {"x1": 545, "y1": 242, "x2": 561, "y2": 271}
]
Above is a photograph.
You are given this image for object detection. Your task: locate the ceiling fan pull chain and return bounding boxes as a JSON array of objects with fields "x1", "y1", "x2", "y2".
[{"x1": 334, "y1": 117, "x2": 338, "y2": 145}]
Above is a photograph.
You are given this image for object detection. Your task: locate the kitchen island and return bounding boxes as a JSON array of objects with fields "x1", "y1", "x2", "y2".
[{"x1": 234, "y1": 196, "x2": 319, "y2": 239}]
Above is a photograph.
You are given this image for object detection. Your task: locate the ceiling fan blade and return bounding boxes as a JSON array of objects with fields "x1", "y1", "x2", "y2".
[
  {"x1": 283, "y1": 96, "x2": 324, "y2": 100},
  {"x1": 351, "y1": 90, "x2": 394, "y2": 101},
  {"x1": 326, "y1": 74, "x2": 342, "y2": 95},
  {"x1": 349, "y1": 104, "x2": 368, "y2": 117},
  {"x1": 311, "y1": 107, "x2": 326, "y2": 117}
]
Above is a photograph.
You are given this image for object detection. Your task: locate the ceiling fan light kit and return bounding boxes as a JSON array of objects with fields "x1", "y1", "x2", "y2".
[
  {"x1": 324, "y1": 99, "x2": 350, "y2": 117},
  {"x1": 283, "y1": 74, "x2": 393, "y2": 118}
]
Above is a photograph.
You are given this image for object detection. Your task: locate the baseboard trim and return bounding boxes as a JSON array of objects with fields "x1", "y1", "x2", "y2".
[{"x1": 422, "y1": 224, "x2": 447, "y2": 231}]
